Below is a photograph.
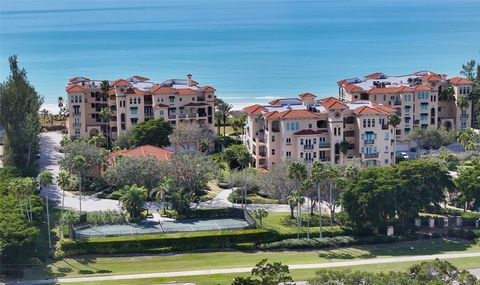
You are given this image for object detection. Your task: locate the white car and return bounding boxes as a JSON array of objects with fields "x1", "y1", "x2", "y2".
[{"x1": 400, "y1": 152, "x2": 409, "y2": 159}]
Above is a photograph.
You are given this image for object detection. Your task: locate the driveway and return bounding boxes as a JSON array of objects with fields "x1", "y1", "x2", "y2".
[
  {"x1": 196, "y1": 188, "x2": 331, "y2": 213},
  {"x1": 38, "y1": 131, "x2": 120, "y2": 212}
]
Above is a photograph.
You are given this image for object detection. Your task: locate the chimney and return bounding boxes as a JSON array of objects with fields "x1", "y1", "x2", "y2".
[{"x1": 187, "y1": 74, "x2": 193, "y2": 86}]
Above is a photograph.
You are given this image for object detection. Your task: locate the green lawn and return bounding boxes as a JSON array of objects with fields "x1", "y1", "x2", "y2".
[
  {"x1": 258, "y1": 211, "x2": 345, "y2": 236},
  {"x1": 23, "y1": 238, "x2": 480, "y2": 281},
  {"x1": 50, "y1": 257, "x2": 480, "y2": 285}
]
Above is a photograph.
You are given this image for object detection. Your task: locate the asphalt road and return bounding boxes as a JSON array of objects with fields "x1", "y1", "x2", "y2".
[{"x1": 38, "y1": 131, "x2": 120, "y2": 212}]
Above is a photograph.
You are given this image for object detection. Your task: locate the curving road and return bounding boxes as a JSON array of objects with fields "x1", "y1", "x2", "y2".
[{"x1": 38, "y1": 131, "x2": 120, "y2": 212}]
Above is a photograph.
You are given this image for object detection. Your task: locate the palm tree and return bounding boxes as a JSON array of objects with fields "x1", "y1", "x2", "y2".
[
  {"x1": 288, "y1": 161, "x2": 307, "y2": 238},
  {"x1": 339, "y1": 140, "x2": 351, "y2": 163},
  {"x1": 325, "y1": 165, "x2": 339, "y2": 228},
  {"x1": 39, "y1": 171, "x2": 54, "y2": 248},
  {"x1": 99, "y1": 106, "x2": 113, "y2": 149},
  {"x1": 287, "y1": 190, "x2": 304, "y2": 238},
  {"x1": 457, "y1": 129, "x2": 475, "y2": 147},
  {"x1": 310, "y1": 160, "x2": 327, "y2": 238},
  {"x1": 62, "y1": 211, "x2": 79, "y2": 238},
  {"x1": 301, "y1": 179, "x2": 313, "y2": 239},
  {"x1": 387, "y1": 113, "x2": 401, "y2": 163},
  {"x1": 231, "y1": 117, "x2": 245, "y2": 136},
  {"x1": 40, "y1": 109, "x2": 49, "y2": 124},
  {"x1": 150, "y1": 178, "x2": 173, "y2": 215},
  {"x1": 218, "y1": 102, "x2": 233, "y2": 136},
  {"x1": 72, "y1": 155, "x2": 88, "y2": 215},
  {"x1": 57, "y1": 170, "x2": 71, "y2": 238},
  {"x1": 119, "y1": 185, "x2": 148, "y2": 219},
  {"x1": 439, "y1": 87, "x2": 456, "y2": 102},
  {"x1": 457, "y1": 96, "x2": 470, "y2": 114},
  {"x1": 88, "y1": 133, "x2": 106, "y2": 147}
]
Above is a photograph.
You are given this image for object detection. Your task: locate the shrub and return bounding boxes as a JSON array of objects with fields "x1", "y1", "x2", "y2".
[
  {"x1": 86, "y1": 210, "x2": 126, "y2": 225},
  {"x1": 217, "y1": 181, "x2": 230, "y2": 189},
  {"x1": 57, "y1": 229, "x2": 271, "y2": 257},
  {"x1": 258, "y1": 235, "x2": 397, "y2": 250}
]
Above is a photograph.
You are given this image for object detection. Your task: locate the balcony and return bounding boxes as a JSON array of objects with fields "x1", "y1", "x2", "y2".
[
  {"x1": 318, "y1": 142, "x2": 330, "y2": 148},
  {"x1": 364, "y1": 139, "x2": 375, "y2": 145},
  {"x1": 259, "y1": 152, "x2": 266, "y2": 157},
  {"x1": 73, "y1": 112, "x2": 81, "y2": 116},
  {"x1": 168, "y1": 114, "x2": 177, "y2": 120},
  {"x1": 461, "y1": 114, "x2": 469, "y2": 119},
  {"x1": 304, "y1": 144, "x2": 314, "y2": 150},
  {"x1": 272, "y1": 127, "x2": 280, "y2": 132},
  {"x1": 178, "y1": 114, "x2": 187, "y2": 119},
  {"x1": 382, "y1": 124, "x2": 389, "y2": 130},
  {"x1": 364, "y1": 153, "x2": 379, "y2": 159},
  {"x1": 394, "y1": 101, "x2": 402, "y2": 106}
]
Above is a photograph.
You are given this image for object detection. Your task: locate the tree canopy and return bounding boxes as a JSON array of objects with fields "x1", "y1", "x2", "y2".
[
  {"x1": 104, "y1": 156, "x2": 163, "y2": 191},
  {"x1": 129, "y1": 119, "x2": 172, "y2": 147}
]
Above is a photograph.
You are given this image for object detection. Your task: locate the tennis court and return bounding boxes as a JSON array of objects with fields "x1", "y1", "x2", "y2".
[{"x1": 74, "y1": 217, "x2": 251, "y2": 238}]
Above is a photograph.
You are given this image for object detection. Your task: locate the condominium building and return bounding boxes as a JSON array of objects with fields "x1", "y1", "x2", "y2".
[
  {"x1": 243, "y1": 94, "x2": 397, "y2": 168},
  {"x1": 337, "y1": 71, "x2": 474, "y2": 142},
  {"x1": 66, "y1": 74, "x2": 216, "y2": 141}
]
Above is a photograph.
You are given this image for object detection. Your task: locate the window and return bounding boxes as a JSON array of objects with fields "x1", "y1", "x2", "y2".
[
  {"x1": 300, "y1": 139, "x2": 304, "y2": 145},
  {"x1": 286, "y1": 151, "x2": 291, "y2": 157},
  {"x1": 130, "y1": 107, "x2": 138, "y2": 115},
  {"x1": 300, "y1": 153, "x2": 303, "y2": 158},
  {"x1": 73, "y1": 118, "x2": 80, "y2": 126},
  {"x1": 384, "y1": 132, "x2": 389, "y2": 140},
  {"x1": 363, "y1": 119, "x2": 366, "y2": 128},
  {"x1": 74, "y1": 128, "x2": 80, "y2": 135},
  {"x1": 372, "y1": 119, "x2": 375, "y2": 127},
  {"x1": 420, "y1": 114, "x2": 428, "y2": 122},
  {"x1": 385, "y1": 159, "x2": 389, "y2": 165},
  {"x1": 272, "y1": 136, "x2": 275, "y2": 142},
  {"x1": 159, "y1": 110, "x2": 164, "y2": 116},
  {"x1": 405, "y1": 106, "x2": 411, "y2": 113},
  {"x1": 271, "y1": 149, "x2": 275, "y2": 155},
  {"x1": 417, "y1": 91, "x2": 428, "y2": 100},
  {"x1": 383, "y1": 95, "x2": 386, "y2": 101},
  {"x1": 374, "y1": 95, "x2": 377, "y2": 101},
  {"x1": 308, "y1": 123, "x2": 312, "y2": 128},
  {"x1": 313, "y1": 138, "x2": 317, "y2": 144},
  {"x1": 421, "y1": 103, "x2": 428, "y2": 111},
  {"x1": 169, "y1": 96, "x2": 175, "y2": 103},
  {"x1": 138, "y1": 97, "x2": 141, "y2": 104},
  {"x1": 129, "y1": 98, "x2": 133, "y2": 104},
  {"x1": 286, "y1": 138, "x2": 291, "y2": 144}
]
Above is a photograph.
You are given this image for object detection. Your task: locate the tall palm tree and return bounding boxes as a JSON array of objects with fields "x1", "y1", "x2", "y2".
[
  {"x1": 288, "y1": 161, "x2": 307, "y2": 238},
  {"x1": 99, "y1": 106, "x2": 113, "y2": 148},
  {"x1": 310, "y1": 160, "x2": 327, "y2": 238},
  {"x1": 236, "y1": 150, "x2": 251, "y2": 210},
  {"x1": 339, "y1": 140, "x2": 351, "y2": 164},
  {"x1": 150, "y1": 178, "x2": 173, "y2": 215},
  {"x1": 387, "y1": 113, "x2": 401, "y2": 163},
  {"x1": 57, "y1": 96, "x2": 64, "y2": 108},
  {"x1": 89, "y1": 133, "x2": 106, "y2": 147},
  {"x1": 325, "y1": 165, "x2": 339, "y2": 228},
  {"x1": 439, "y1": 87, "x2": 456, "y2": 102},
  {"x1": 218, "y1": 102, "x2": 233, "y2": 136},
  {"x1": 39, "y1": 171, "x2": 54, "y2": 248},
  {"x1": 119, "y1": 185, "x2": 147, "y2": 219},
  {"x1": 72, "y1": 155, "x2": 88, "y2": 215},
  {"x1": 57, "y1": 170, "x2": 71, "y2": 238},
  {"x1": 457, "y1": 96, "x2": 470, "y2": 112}
]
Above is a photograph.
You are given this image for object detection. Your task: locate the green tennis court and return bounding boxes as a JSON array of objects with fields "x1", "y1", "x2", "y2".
[{"x1": 74, "y1": 218, "x2": 251, "y2": 238}]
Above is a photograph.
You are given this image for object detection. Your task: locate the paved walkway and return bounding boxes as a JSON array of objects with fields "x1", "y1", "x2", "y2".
[
  {"x1": 38, "y1": 131, "x2": 120, "y2": 212},
  {"x1": 10, "y1": 252, "x2": 480, "y2": 284}
]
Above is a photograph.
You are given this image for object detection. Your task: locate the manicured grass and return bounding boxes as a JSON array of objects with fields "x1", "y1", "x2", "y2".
[
  {"x1": 216, "y1": 125, "x2": 235, "y2": 136},
  {"x1": 258, "y1": 211, "x2": 345, "y2": 236},
  {"x1": 57, "y1": 257, "x2": 480, "y2": 285},
  {"x1": 24, "y1": 238, "x2": 480, "y2": 280}
]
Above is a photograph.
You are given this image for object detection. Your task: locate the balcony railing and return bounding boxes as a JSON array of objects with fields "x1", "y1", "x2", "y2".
[
  {"x1": 168, "y1": 114, "x2": 176, "y2": 119},
  {"x1": 259, "y1": 152, "x2": 266, "y2": 157},
  {"x1": 394, "y1": 101, "x2": 402, "y2": 106},
  {"x1": 73, "y1": 112, "x2": 81, "y2": 116},
  {"x1": 382, "y1": 124, "x2": 389, "y2": 130},
  {"x1": 304, "y1": 144, "x2": 314, "y2": 150},
  {"x1": 178, "y1": 114, "x2": 187, "y2": 118},
  {"x1": 364, "y1": 139, "x2": 375, "y2": 144},
  {"x1": 364, "y1": 153, "x2": 379, "y2": 159},
  {"x1": 318, "y1": 142, "x2": 330, "y2": 148},
  {"x1": 272, "y1": 127, "x2": 280, "y2": 132}
]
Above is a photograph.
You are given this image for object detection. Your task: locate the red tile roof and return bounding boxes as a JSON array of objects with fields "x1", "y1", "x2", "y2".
[
  {"x1": 125, "y1": 88, "x2": 145, "y2": 95},
  {"x1": 299, "y1": 92, "x2": 317, "y2": 98},
  {"x1": 276, "y1": 109, "x2": 320, "y2": 119},
  {"x1": 294, "y1": 129, "x2": 328, "y2": 135},
  {"x1": 202, "y1": 86, "x2": 216, "y2": 92},
  {"x1": 371, "y1": 103, "x2": 395, "y2": 114},
  {"x1": 353, "y1": 106, "x2": 383, "y2": 115},
  {"x1": 243, "y1": 104, "x2": 267, "y2": 115},
  {"x1": 344, "y1": 84, "x2": 363, "y2": 92},
  {"x1": 108, "y1": 145, "x2": 173, "y2": 162},
  {"x1": 177, "y1": 88, "x2": 198, "y2": 95},
  {"x1": 153, "y1": 104, "x2": 169, "y2": 109},
  {"x1": 413, "y1": 85, "x2": 432, "y2": 91},
  {"x1": 151, "y1": 85, "x2": 178, "y2": 94},
  {"x1": 364, "y1": 72, "x2": 385, "y2": 79},
  {"x1": 321, "y1": 97, "x2": 348, "y2": 109},
  {"x1": 421, "y1": 74, "x2": 442, "y2": 81},
  {"x1": 448, "y1": 77, "x2": 474, "y2": 85},
  {"x1": 130, "y1": 75, "x2": 150, "y2": 82},
  {"x1": 65, "y1": 85, "x2": 86, "y2": 92},
  {"x1": 111, "y1": 79, "x2": 131, "y2": 86}
]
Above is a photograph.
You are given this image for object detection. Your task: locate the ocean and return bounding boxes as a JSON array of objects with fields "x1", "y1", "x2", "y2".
[{"x1": 1, "y1": 0, "x2": 479, "y2": 111}]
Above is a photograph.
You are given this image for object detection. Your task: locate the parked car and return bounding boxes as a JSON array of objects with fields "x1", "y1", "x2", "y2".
[{"x1": 400, "y1": 152, "x2": 409, "y2": 159}]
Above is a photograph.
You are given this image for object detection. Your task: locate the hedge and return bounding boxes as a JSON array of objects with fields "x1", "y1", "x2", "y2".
[
  {"x1": 56, "y1": 229, "x2": 271, "y2": 257},
  {"x1": 258, "y1": 235, "x2": 397, "y2": 250}
]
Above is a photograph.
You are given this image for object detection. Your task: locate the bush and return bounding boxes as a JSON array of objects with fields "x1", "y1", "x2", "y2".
[
  {"x1": 217, "y1": 181, "x2": 230, "y2": 189},
  {"x1": 258, "y1": 235, "x2": 397, "y2": 250},
  {"x1": 447, "y1": 228, "x2": 479, "y2": 240},
  {"x1": 57, "y1": 229, "x2": 271, "y2": 257},
  {"x1": 86, "y1": 210, "x2": 126, "y2": 225}
]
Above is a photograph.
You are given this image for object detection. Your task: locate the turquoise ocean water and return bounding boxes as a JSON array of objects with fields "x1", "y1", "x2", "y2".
[{"x1": 1, "y1": 0, "x2": 479, "y2": 110}]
